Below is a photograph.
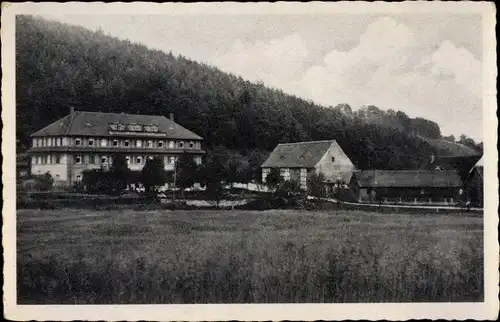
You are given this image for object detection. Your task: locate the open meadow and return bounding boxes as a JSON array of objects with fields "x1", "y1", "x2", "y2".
[{"x1": 17, "y1": 208, "x2": 483, "y2": 304}]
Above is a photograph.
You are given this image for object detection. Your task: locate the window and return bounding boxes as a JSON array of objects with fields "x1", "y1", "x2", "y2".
[
  {"x1": 89, "y1": 155, "x2": 96, "y2": 164},
  {"x1": 55, "y1": 155, "x2": 61, "y2": 164},
  {"x1": 56, "y1": 138, "x2": 62, "y2": 146},
  {"x1": 113, "y1": 139, "x2": 119, "y2": 147},
  {"x1": 88, "y1": 138, "x2": 94, "y2": 147},
  {"x1": 124, "y1": 140, "x2": 130, "y2": 147},
  {"x1": 331, "y1": 157, "x2": 335, "y2": 162},
  {"x1": 75, "y1": 138, "x2": 82, "y2": 146},
  {"x1": 158, "y1": 141, "x2": 164, "y2": 148},
  {"x1": 136, "y1": 156, "x2": 142, "y2": 164},
  {"x1": 38, "y1": 139, "x2": 42, "y2": 147},
  {"x1": 169, "y1": 156, "x2": 175, "y2": 164},
  {"x1": 147, "y1": 140, "x2": 153, "y2": 148},
  {"x1": 101, "y1": 156, "x2": 108, "y2": 164},
  {"x1": 47, "y1": 138, "x2": 52, "y2": 147},
  {"x1": 178, "y1": 141, "x2": 184, "y2": 148},
  {"x1": 33, "y1": 139, "x2": 37, "y2": 147},
  {"x1": 126, "y1": 156, "x2": 130, "y2": 164},
  {"x1": 75, "y1": 155, "x2": 82, "y2": 164},
  {"x1": 169, "y1": 141, "x2": 174, "y2": 148},
  {"x1": 55, "y1": 174, "x2": 60, "y2": 180},
  {"x1": 100, "y1": 139, "x2": 107, "y2": 147},
  {"x1": 189, "y1": 141, "x2": 194, "y2": 148},
  {"x1": 136, "y1": 140, "x2": 142, "y2": 147},
  {"x1": 76, "y1": 175, "x2": 82, "y2": 182},
  {"x1": 37, "y1": 156, "x2": 42, "y2": 164},
  {"x1": 47, "y1": 155, "x2": 51, "y2": 164}
]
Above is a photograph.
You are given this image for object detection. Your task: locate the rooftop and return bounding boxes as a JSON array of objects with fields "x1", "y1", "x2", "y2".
[
  {"x1": 31, "y1": 110, "x2": 203, "y2": 140},
  {"x1": 261, "y1": 140, "x2": 337, "y2": 168}
]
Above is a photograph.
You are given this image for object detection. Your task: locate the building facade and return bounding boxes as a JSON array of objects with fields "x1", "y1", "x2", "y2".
[
  {"x1": 28, "y1": 109, "x2": 204, "y2": 185},
  {"x1": 260, "y1": 140, "x2": 355, "y2": 189}
]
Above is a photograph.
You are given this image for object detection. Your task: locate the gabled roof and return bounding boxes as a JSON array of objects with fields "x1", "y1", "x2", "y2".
[
  {"x1": 352, "y1": 170, "x2": 463, "y2": 188},
  {"x1": 261, "y1": 140, "x2": 336, "y2": 168},
  {"x1": 31, "y1": 111, "x2": 203, "y2": 140}
]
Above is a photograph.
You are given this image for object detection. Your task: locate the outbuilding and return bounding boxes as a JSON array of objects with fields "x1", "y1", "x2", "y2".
[{"x1": 349, "y1": 170, "x2": 464, "y2": 205}]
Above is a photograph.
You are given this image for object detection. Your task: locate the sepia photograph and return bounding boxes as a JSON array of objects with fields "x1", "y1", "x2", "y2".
[{"x1": 2, "y1": 2, "x2": 498, "y2": 321}]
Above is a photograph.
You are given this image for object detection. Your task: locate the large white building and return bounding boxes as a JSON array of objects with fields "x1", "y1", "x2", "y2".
[{"x1": 28, "y1": 108, "x2": 204, "y2": 185}]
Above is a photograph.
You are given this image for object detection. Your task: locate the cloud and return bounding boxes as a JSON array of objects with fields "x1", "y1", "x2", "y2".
[
  {"x1": 210, "y1": 17, "x2": 482, "y2": 141},
  {"x1": 210, "y1": 33, "x2": 309, "y2": 92}
]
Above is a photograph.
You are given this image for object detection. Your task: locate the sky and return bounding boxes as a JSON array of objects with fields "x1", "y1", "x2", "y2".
[{"x1": 40, "y1": 13, "x2": 484, "y2": 141}]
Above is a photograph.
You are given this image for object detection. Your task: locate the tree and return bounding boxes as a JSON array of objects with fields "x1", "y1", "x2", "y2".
[
  {"x1": 205, "y1": 180, "x2": 227, "y2": 208},
  {"x1": 109, "y1": 154, "x2": 130, "y2": 193},
  {"x1": 265, "y1": 168, "x2": 282, "y2": 189},
  {"x1": 141, "y1": 156, "x2": 168, "y2": 193},
  {"x1": 307, "y1": 172, "x2": 326, "y2": 199},
  {"x1": 34, "y1": 172, "x2": 54, "y2": 191},
  {"x1": 175, "y1": 153, "x2": 199, "y2": 197}
]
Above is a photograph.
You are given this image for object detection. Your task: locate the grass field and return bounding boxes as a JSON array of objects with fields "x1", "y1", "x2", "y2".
[{"x1": 17, "y1": 208, "x2": 483, "y2": 304}]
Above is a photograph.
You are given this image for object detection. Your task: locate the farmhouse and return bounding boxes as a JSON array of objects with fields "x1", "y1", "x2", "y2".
[
  {"x1": 261, "y1": 140, "x2": 355, "y2": 189},
  {"x1": 349, "y1": 170, "x2": 464, "y2": 205},
  {"x1": 28, "y1": 108, "x2": 205, "y2": 185}
]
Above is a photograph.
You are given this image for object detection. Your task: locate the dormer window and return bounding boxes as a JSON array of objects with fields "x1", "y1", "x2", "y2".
[
  {"x1": 280, "y1": 155, "x2": 285, "y2": 160},
  {"x1": 75, "y1": 138, "x2": 81, "y2": 146},
  {"x1": 189, "y1": 141, "x2": 194, "y2": 148},
  {"x1": 178, "y1": 141, "x2": 184, "y2": 148}
]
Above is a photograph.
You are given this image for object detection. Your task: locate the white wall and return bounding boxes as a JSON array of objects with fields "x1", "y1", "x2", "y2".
[{"x1": 315, "y1": 141, "x2": 355, "y2": 183}]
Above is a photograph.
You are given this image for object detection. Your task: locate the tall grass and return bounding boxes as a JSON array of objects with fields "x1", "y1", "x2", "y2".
[{"x1": 17, "y1": 209, "x2": 483, "y2": 303}]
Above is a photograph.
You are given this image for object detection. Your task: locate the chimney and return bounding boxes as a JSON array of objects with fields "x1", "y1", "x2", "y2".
[
  {"x1": 169, "y1": 113, "x2": 174, "y2": 122},
  {"x1": 70, "y1": 106, "x2": 75, "y2": 114}
]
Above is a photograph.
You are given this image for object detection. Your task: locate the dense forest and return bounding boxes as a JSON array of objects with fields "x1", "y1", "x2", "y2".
[{"x1": 16, "y1": 15, "x2": 482, "y2": 171}]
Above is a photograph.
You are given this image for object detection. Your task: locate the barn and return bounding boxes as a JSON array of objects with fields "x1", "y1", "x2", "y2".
[
  {"x1": 349, "y1": 170, "x2": 464, "y2": 205},
  {"x1": 261, "y1": 140, "x2": 355, "y2": 190}
]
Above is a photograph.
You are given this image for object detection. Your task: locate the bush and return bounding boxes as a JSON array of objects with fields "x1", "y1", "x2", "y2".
[{"x1": 32, "y1": 172, "x2": 54, "y2": 191}]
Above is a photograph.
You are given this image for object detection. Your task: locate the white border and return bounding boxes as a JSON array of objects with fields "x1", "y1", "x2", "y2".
[{"x1": 2, "y1": 2, "x2": 498, "y2": 321}]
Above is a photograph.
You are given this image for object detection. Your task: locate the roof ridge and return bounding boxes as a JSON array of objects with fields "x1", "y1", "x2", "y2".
[
  {"x1": 65, "y1": 111, "x2": 78, "y2": 135},
  {"x1": 277, "y1": 140, "x2": 336, "y2": 146},
  {"x1": 77, "y1": 110, "x2": 172, "y2": 119}
]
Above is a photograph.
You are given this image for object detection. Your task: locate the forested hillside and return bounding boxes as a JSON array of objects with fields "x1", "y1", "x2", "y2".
[{"x1": 16, "y1": 15, "x2": 482, "y2": 171}]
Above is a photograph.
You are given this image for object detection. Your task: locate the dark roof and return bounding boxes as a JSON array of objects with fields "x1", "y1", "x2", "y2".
[
  {"x1": 261, "y1": 140, "x2": 336, "y2": 168},
  {"x1": 352, "y1": 170, "x2": 463, "y2": 188},
  {"x1": 31, "y1": 111, "x2": 203, "y2": 140}
]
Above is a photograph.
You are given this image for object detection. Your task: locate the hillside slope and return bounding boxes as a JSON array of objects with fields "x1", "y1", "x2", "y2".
[{"x1": 15, "y1": 15, "x2": 479, "y2": 170}]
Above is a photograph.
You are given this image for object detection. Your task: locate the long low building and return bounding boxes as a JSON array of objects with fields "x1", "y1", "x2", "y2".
[
  {"x1": 27, "y1": 108, "x2": 205, "y2": 185},
  {"x1": 349, "y1": 170, "x2": 465, "y2": 204}
]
